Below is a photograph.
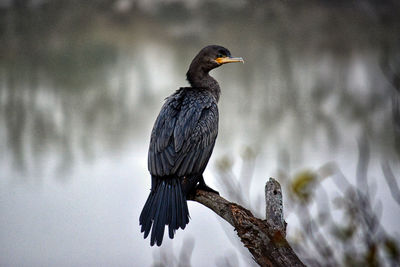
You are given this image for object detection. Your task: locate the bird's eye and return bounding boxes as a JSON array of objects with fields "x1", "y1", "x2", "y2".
[{"x1": 217, "y1": 54, "x2": 224, "y2": 58}]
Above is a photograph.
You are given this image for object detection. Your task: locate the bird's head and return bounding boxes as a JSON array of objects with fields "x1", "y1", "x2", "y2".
[{"x1": 188, "y1": 45, "x2": 244, "y2": 74}]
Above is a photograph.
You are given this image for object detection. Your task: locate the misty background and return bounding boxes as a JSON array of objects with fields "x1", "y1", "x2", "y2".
[{"x1": 1, "y1": 0, "x2": 399, "y2": 266}]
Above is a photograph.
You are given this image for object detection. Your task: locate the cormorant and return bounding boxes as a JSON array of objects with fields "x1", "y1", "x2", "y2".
[{"x1": 139, "y1": 45, "x2": 243, "y2": 246}]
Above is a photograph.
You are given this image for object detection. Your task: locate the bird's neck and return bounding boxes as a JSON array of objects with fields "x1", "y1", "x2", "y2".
[{"x1": 186, "y1": 68, "x2": 221, "y2": 102}]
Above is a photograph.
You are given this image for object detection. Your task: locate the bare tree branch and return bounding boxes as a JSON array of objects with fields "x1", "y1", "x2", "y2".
[
  {"x1": 265, "y1": 178, "x2": 287, "y2": 236},
  {"x1": 188, "y1": 178, "x2": 305, "y2": 267}
]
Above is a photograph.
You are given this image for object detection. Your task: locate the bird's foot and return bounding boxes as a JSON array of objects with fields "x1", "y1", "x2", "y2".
[{"x1": 196, "y1": 183, "x2": 219, "y2": 195}]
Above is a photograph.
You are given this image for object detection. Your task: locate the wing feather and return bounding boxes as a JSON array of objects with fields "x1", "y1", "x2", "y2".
[{"x1": 148, "y1": 89, "x2": 218, "y2": 177}]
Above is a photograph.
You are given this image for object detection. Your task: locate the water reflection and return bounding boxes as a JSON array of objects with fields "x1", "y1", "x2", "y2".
[{"x1": 0, "y1": 1, "x2": 399, "y2": 266}]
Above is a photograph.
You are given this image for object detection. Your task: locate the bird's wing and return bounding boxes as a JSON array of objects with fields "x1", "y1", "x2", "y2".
[{"x1": 148, "y1": 90, "x2": 218, "y2": 177}]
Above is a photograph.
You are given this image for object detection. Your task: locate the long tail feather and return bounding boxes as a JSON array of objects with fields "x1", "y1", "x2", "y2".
[{"x1": 139, "y1": 176, "x2": 189, "y2": 246}]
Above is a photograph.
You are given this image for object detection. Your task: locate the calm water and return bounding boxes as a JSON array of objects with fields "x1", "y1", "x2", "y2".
[{"x1": 1, "y1": 2, "x2": 399, "y2": 266}]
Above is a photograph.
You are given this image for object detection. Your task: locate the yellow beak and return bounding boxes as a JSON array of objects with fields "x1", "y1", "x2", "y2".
[{"x1": 215, "y1": 56, "x2": 244, "y2": 65}]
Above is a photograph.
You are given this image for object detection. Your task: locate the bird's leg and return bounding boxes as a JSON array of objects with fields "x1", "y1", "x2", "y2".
[{"x1": 196, "y1": 175, "x2": 219, "y2": 195}]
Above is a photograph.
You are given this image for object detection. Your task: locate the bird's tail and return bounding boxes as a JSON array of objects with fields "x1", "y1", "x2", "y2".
[{"x1": 139, "y1": 176, "x2": 189, "y2": 246}]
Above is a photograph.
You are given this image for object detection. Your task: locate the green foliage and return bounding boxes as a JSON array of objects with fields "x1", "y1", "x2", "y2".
[
  {"x1": 290, "y1": 170, "x2": 317, "y2": 203},
  {"x1": 216, "y1": 156, "x2": 233, "y2": 173}
]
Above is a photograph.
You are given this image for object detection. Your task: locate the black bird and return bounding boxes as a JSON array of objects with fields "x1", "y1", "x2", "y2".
[{"x1": 139, "y1": 45, "x2": 243, "y2": 246}]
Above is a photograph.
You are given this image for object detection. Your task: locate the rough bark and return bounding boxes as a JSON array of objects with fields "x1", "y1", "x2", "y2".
[{"x1": 188, "y1": 178, "x2": 305, "y2": 267}]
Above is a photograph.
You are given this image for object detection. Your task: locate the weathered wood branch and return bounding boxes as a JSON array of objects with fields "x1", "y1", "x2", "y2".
[{"x1": 188, "y1": 178, "x2": 305, "y2": 267}]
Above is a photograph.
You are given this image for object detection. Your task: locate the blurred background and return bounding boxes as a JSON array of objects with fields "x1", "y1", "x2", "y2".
[{"x1": 1, "y1": 0, "x2": 400, "y2": 266}]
